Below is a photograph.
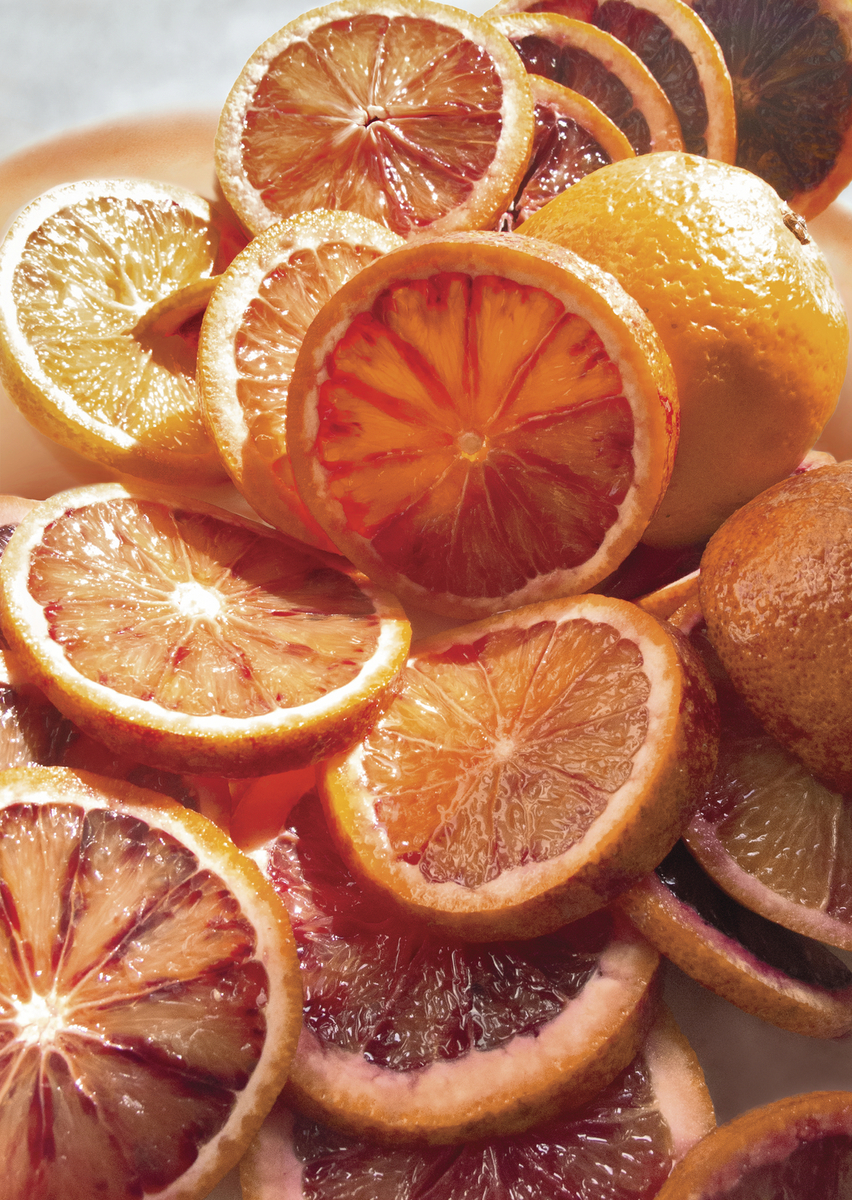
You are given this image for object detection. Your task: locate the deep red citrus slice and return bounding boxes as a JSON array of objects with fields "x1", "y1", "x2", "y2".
[
  {"x1": 0, "y1": 764, "x2": 302, "y2": 1200},
  {"x1": 252, "y1": 787, "x2": 660, "y2": 1144},
  {"x1": 287, "y1": 230, "x2": 678, "y2": 619},
  {"x1": 240, "y1": 1005, "x2": 716, "y2": 1200}
]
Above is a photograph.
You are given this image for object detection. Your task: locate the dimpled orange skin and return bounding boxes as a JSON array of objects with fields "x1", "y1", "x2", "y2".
[
  {"x1": 521, "y1": 153, "x2": 849, "y2": 547},
  {"x1": 699, "y1": 461, "x2": 852, "y2": 793}
]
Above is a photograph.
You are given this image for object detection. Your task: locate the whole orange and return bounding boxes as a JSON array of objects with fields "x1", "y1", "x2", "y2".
[
  {"x1": 699, "y1": 461, "x2": 852, "y2": 792},
  {"x1": 521, "y1": 152, "x2": 849, "y2": 546}
]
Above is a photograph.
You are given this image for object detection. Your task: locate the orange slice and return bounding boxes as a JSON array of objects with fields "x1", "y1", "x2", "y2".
[
  {"x1": 287, "y1": 230, "x2": 678, "y2": 619},
  {"x1": 0, "y1": 764, "x2": 302, "y2": 1200},
  {"x1": 655, "y1": 1089, "x2": 852, "y2": 1200},
  {"x1": 214, "y1": 0, "x2": 536, "y2": 239},
  {"x1": 503, "y1": 74, "x2": 635, "y2": 228},
  {"x1": 667, "y1": 595, "x2": 852, "y2": 954},
  {"x1": 690, "y1": 0, "x2": 852, "y2": 218},
  {"x1": 253, "y1": 787, "x2": 660, "y2": 1144},
  {"x1": 0, "y1": 646, "x2": 77, "y2": 768},
  {"x1": 488, "y1": 0, "x2": 737, "y2": 160},
  {"x1": 0, "y1": 483, "x2": 411, "y2": 777},
  {"x1": 241, "y1": 1004, "x2": 716, "y2": 1200},
  {"x1": 198, "y1": 209, "x2": 403, "y2": 551},
  {"x1": 618, "y1": 841, "x2": 852, "y2": 1038},
  {"x1": 0, "y1": 179, "x2": 244, "y2": 487},
  {"x1": 320, "y1": 592, "x2": 719, "y2": 941},
  {"x1": 490, "y1": 11, "x2": 685, "y2": 153}
]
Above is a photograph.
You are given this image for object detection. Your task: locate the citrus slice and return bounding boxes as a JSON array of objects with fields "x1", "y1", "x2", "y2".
[
  {"x1": 490, "y1": 11, "x2": 685, "y2": 153},
  {"x1": 198, "y1": 209, "x2": 403, "y2": 551},
  {"x1": 488, "y1": 0, "x2": 737, "y2": 160},
  {"x1": 253, "y1": 787, "x2": 660, "y2": 1144},
  {"x1": 502, "y1": 74, "x2": 635, "y2": 228},
  {"x1": 0, "y1": 647, "x2": 77, "y2": 768},
  {"x1": 0, "y1": 179, "x2": 244, "y2": 486},
  {"x1": 214, "y1": 0, "x2": 536, "y2": 239},
  {"x1": 0, "y1": 763, "x2": 302, "y2": 1200},
  {"x1": 690, "y1": 0, "x2": 852, "y2": 218},
  {"x1": 320, "y1": 591, "x2": 719, "y2": 941},
  {"x1": 666, "y1": 595, "x2": 852, "y2": 954},
  {"x1": 240, "y1": 1004, "x2": 716, "y2": 1200},
  {"x1": 287, "y1": 230, "x2": 678, "y2": 619},
  {"x1": 655, "y1": 1089, "x2": 852, "y2": 1200},
  {"x1": 618, "y1": 840, "x2": 852, "y2": 1038},
  {"x1": 0, "y1": 483, "x2": 411, "y2": 777}
]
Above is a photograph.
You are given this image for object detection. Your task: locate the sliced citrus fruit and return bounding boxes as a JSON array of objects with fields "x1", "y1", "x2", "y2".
[
  {"x1": 214, "y1": 0, "x2": 536, "y2": 239},
  {"x1": 0, "y1": 483, "x2": 411, "y2": 777},
  {"x1": 690, "y1": 0, "x2": 852, "y2": 218},
  {"x1": 490, "y1": 11, "x2": 685, "y2": 153},
  {"x1": 0, "y1": 763, "x2": 302, "y2": 1200},
  {"x1": 320, "y1": 591, "x2": 719, "y2": 941},
  {"x1": 618, "y1": 840, "x2": 852, "y2": 1038},
  {"x1": 664, "y1": 593, "x2": 852, "y2": 954},
  {"x1": 521, "y1": 152, "x2": 849, "y2": 548},
  {"x1": 253, "y1": 787, "x2": 660, "y2": 1144},
  {"x1": 0, "y1": 647, "x2": 77, "y2": 768},
  {"x1": 198, "y1": 209, "x2": 403, "y2": 551},
  {"x1": 502, "y1": 74, "x2": 635, "y2": 228},
  {"x1": 287, "y1": 230, "x2": 678, "y2": 619},
  {"x1": 0, "y1": 179, "x2": 245, "y2": 486},
  {"x1": 656, "y1": 1089, "x2": 852, "y2": 1200},
  {"x1": 240, "y1": 1004, "x2": 716, "y2": 1200},
  {"x1": 488, "y1": 0, "x2": 737, "y2": 160}
]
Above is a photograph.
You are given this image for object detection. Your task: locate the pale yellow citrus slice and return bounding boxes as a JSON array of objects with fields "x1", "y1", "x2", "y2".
[
  {"x1": 320, "y1": 592, "x2": 719, "y2": 941},
  {"x1": 240, "y1": 1004, "x2": 716, "y2": 1200},
  {"x1": 253, "y1": 787, "x2": 660, "y2": 1144},
  {"x1": 287, "y1": 230, "x2": 678, "y2": 620},
  {"x1": 490, "y1": 11, "x2": 685, "y2": 153},
  {"x1": 0, "y1": 179, "x2": 247, "y2": 486},
  {"x1": 215, "y1": 0, "x2": 535, "y2": 239},
  {"x1": 0, "y1": 484, "x2": 411, "y2": 777},
  {"x1": 0, "y1": 763, "x2": 302, "y2": 1200},
  {"x1": 198, "y1": 209, "x2": 403, "y2": 551}
]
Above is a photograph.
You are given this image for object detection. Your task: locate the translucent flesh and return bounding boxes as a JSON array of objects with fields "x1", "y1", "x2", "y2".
[
  {"x1": 241, "y1": 15, "x2": 505, "y2": 236},
  {"x1": 267, "y1": 790, "x2": 609, "y2": 1069},
  {"x1": 26, "y1": 498, "x2": 380, "y2": 716},
  {"x1": 689, "y1": 628, "x2": 852, "y2": 921},
  {"x1": 359, "y1": 617, "x2": 649, "y2": 887},
  {"x1": 12, "y1": 196, "x2": 222, "y2": 454},
  {"x1": 509, "y1": 33, "x2": 653, "y2": 152},
  {"x1": 234, "y1": 241, "x2": 388, "y2": 531},
  {"x1": 711, "y1": 1134, "x2": 852, "y2": 1200},
  {"x1": 693, "y1": 0, "x2": 852, "y2": 196},
  {"x1": 0, "y1": 801, "x2": 268, "y2": 1200},
  {"x1": 292, "y1": 1053, "x2": 673, "y2": 1199},
  {"x1": 316, "y1": 272, "x2": 635, "y2": 599},
  {"x1": 508, "y1": 101, "x2": 612, "y2": 227},
  {"x1": 0, "y1": 680, "x2": 77, "y2": 768}
]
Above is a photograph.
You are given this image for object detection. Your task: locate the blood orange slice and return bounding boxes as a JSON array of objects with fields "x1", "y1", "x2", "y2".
[
  {"x1": 198, "y1": 209, "x2": 403, "y2": 551},
  {"x1": 253, "y1": 787, "x2": 659, "y2": 1144},
  {"x1": 0, "y1": 764, "x2": 302, "y2": 1200},
  {"x1": 490, "y1": 10, "x2": 685, "y2": 153},
  {"x1": 215, "y1": 0, "x2": 535, "y2": 239},
  {"x1": 656, "y1": 1089, "x2": 852, "y2": 1200},
  {"x1": 321, "y1": 592, "x2": 719, "y2": 941},
  {"x1": 240, "y1": 1005, "x2": 716, "y2": 1200},
  {"x1": 618, "y1": 840, "x2": 852, "y2": 1038},
  {"x1": 0, "y1": 484, "x2": 411, "y2": 777},
  {"x1": 502, "y1": 75, "x2": 635, "y2": 228},
  {"x1": 287, "y1": 230, "x2": 678, "y2": 619},
  {"x1": 487, "y1": 0, "x2": 737, "y2": 160}
]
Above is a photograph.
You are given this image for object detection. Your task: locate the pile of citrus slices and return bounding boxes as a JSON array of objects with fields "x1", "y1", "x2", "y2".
[{"x1": 2, "y1": 0, "x2": 852, "y2": 1196}]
